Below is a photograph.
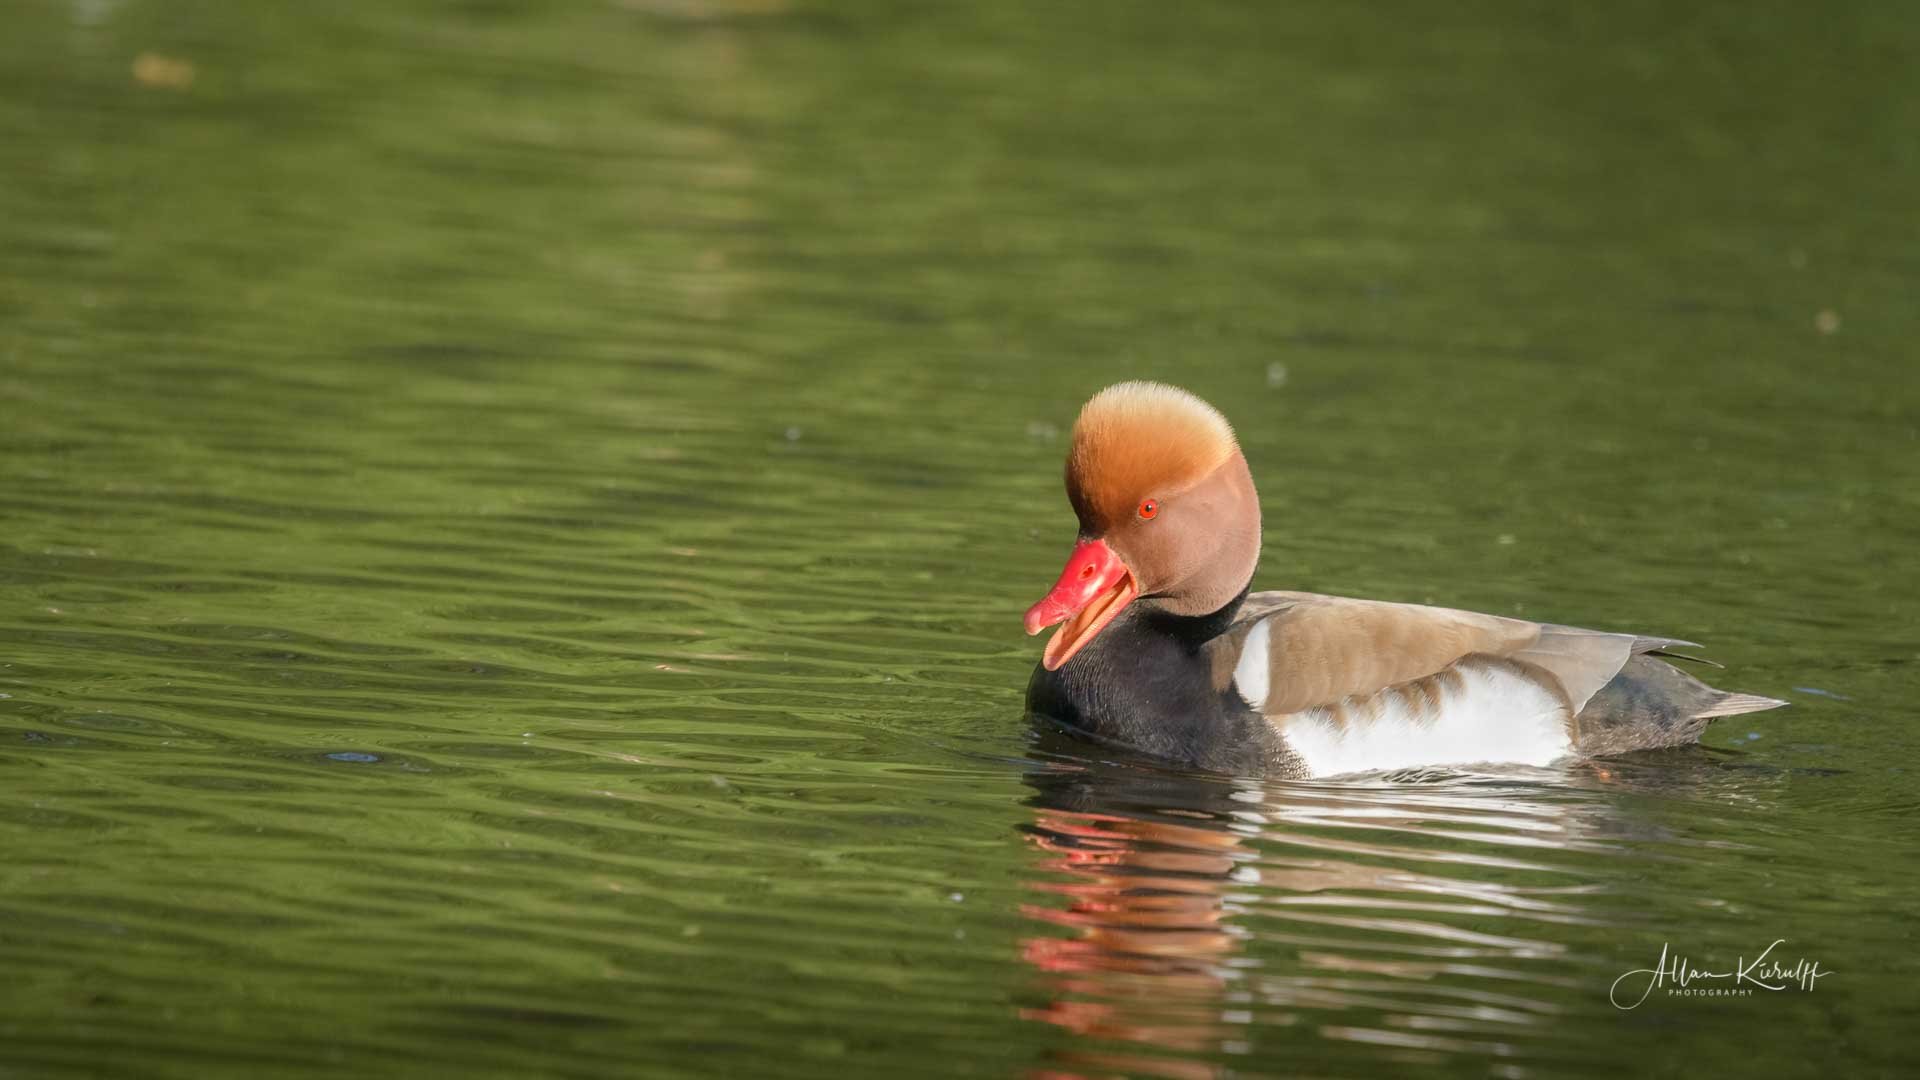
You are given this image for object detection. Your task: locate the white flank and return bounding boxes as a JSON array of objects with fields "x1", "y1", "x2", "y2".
[
  {"x1": 1286, "y1": 662, "x2": 1573, "y2": 778},
  {"x1": 1232, "y1": 618, "x2": 1271, "y2": 710}
]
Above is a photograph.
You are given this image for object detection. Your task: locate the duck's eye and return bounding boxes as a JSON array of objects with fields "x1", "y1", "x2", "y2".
[{"x1": 1138, "y1": 498, "x2": 1159, "y2": 520}]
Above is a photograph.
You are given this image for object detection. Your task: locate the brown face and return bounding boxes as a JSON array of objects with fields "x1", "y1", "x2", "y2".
[
  {"x1": 1025, "y1": 384, "x2": 1262, "y2": 670},
  {"x1": 1098, "y1": 450, "x2": 1261, "y2": 610}
]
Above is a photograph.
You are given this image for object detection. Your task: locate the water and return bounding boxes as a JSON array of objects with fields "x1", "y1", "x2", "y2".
[{"x1": 3, "y1": 2, "x2": 1917, "y2": 1076}]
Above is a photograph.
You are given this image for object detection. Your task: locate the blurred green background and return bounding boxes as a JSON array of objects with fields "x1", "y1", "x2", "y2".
[{"x1": 2, "y1": 2, "x2": 1915, "y2": 1077}]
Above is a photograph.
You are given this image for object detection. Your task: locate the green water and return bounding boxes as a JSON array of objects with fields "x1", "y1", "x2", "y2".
[{"x1": 3, "y1": 2, "x2": 1917, "y2": 1076}]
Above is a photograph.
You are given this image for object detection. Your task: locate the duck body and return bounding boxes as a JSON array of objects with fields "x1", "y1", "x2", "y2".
[
  {"x1": 1021, "y1": 382, "x2": 1785, "y2": 779},
  {"x1": 1028, "y1": 586, "x2": 1782, "y2": 779}
]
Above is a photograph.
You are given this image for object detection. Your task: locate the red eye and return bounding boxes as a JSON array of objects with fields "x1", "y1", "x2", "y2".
[{"x1": 1138, "y1": 499, "x2": 1159, "y2": 520}]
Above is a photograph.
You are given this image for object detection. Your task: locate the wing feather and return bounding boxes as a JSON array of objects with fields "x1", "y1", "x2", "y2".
[{"x1": 1227, "y1": 593, "x2": 1667, "y2": 717}]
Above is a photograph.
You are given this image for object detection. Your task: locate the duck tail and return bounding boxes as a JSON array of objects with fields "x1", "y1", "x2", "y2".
[
  {"x1": 1694, "y1": 692, "x2": 1789, "y2": 720},
  {"x1": 1572, "y1": 655, "x2": 1787, "y2": 754}
]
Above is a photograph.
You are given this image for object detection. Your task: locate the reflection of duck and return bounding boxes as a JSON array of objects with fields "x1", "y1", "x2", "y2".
[
  {"x1": 1017, "y1": 728, "x2": 1833, "y2": 1074},
  {"x1": 1014, "y1": 750, "x2": 1667, "y2": 1076},
  {"x1": 1018, "y1": 759, "x2": 1252, "y2": 1079},
  {"x1": 1022, "y1": 382, "x2": 1787, "y2": 778}
]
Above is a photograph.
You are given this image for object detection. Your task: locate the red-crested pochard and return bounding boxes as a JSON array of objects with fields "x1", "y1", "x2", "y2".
[{"x1": 1023, "y1": 382, "x2": 1785, "y2": 778}]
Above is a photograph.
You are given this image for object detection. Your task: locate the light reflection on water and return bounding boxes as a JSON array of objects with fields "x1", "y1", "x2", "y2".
[{"x1": 1014, "y1": 738, "x2": 1834, "y2": 1077}]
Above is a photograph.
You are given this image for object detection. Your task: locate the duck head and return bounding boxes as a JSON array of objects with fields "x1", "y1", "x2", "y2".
[{"x1": 1024, "y1": 382, "x2": 1262, "y2": 670}]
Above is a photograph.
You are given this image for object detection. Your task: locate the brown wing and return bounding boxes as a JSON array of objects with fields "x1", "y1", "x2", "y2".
[{"x1": 1218, "y1": 592, "x2": 1666, "y2": 716}]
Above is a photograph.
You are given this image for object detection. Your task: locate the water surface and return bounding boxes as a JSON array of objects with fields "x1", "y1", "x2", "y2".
[{"x1": 3, "y1": 2, "x2": 1917, "y2": 1076}]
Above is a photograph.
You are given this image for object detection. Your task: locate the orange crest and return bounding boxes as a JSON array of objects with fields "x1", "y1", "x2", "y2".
[{"x1": 1064, "y1": 382, "x2": 1238, "y2": 532}]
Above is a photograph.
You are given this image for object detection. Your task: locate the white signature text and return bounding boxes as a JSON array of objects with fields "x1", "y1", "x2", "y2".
[{"x1": 1610, "y1": 939, "x2": 1831, "y2": 1010}]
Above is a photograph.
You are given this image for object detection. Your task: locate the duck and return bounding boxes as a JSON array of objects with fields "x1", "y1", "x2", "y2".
[{"x1": 1022, "y1": 381, "x2": 1786, "y2": 778}]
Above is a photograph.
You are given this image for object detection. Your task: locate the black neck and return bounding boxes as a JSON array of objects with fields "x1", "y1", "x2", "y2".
[{"x1": 1134, "y1": 583, "x2": 1251, "y2": 650}]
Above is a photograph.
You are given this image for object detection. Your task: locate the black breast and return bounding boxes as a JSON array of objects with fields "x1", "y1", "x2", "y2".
[{"x1": 1024, "y1": 599, "x2": 1286, "y2": 774}]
